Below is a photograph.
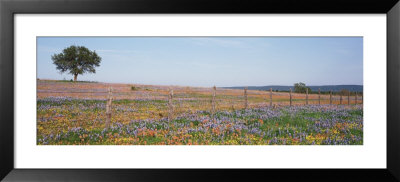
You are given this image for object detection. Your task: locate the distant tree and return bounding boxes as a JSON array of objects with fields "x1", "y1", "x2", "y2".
[
  {"x1": 52, "y1": 45, "x2": 101, "y2": 82},
  {"x1": 294, "y1": 82, "x2": 311, "y2": 93},
  {"x1": 339, "y1": 89, "x2": 350, "y2": 95}
]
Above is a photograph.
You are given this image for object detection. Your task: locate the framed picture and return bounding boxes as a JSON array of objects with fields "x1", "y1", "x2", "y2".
[{"x1": 1, "y1": 0, "x2": 399, "y2": 181}]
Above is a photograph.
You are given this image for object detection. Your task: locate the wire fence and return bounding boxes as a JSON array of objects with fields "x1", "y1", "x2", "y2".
[{"x1": 38, "y1": 86, "x2": 363, "y2": 120}]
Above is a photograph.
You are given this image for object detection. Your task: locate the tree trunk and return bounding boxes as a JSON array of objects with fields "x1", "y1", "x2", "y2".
[{"x1": 74, "y1": 74, "x2": 78, "y2": 82}]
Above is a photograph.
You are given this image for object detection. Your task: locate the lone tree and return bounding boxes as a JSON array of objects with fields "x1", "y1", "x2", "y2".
[
  {"x1": 339, "y1": 89, "x2": 350, "y2": 96},
  {"x1": 294, "y1": 82, "x2": 311, "y2": 93},
  {"x1": 52, "y1": 45, "x2": 101, "y2": 82}
]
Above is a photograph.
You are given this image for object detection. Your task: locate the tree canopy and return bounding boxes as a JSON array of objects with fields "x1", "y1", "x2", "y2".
[
  {"x1": 339, "y1": 89, "x2": 350, "y2": 95},
  {"x1": 294, "y1": 82, "x2": 312, "y2": 93},
  {"x1": 52, "y1": 45, "x2": 101, "y2": 81}
]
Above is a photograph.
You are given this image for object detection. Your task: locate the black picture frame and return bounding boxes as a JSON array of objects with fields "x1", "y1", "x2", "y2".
[{"x1": 1, "y1": 0, "x2": 399, "y2": 181}]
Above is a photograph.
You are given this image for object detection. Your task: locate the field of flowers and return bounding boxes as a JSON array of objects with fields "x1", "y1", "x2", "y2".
[{"x1": 37, "y1": 80, "x2": 363, "y2": 145}]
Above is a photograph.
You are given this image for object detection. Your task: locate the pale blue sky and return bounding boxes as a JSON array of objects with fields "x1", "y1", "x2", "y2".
[{"x1": 37, "y1": 37, "x2": 363, "y2": 87}]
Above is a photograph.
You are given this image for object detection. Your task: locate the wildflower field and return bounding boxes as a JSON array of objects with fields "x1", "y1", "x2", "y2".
[{"x1": 37, "y1": 80, "x2": 363, "y2": 145}]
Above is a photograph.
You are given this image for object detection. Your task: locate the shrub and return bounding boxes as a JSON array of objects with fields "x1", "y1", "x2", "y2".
[{"x1": 131, "y1": 86, "x2": 139, "y2": 91}]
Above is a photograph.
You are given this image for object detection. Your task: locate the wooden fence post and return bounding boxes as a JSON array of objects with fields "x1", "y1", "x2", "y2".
[
  {"x1": 168, "y1": 89, "x2": 174, "y2": 121},
  {"x1": 231, "y1": 96, "x2": 235, "y2": 111},
  {"x1": 329, "y1": 90, "x2": 332, "y2": 105},
  {"x1": 212, "y1": 86, "x2": 216, "y2": 120},
  {"x1": 270, "y1": 88, "x2": 272, "y2": 107},
  {"x1": 348, "y1": 91, "x2": 350, "y2": 105},
  {"x1": 289, "y1": 88, "x2": 292, "y2": 106},
  {"x1": 340, "y1": 94, "x2": 343, "y2": 105},
  {"x1": 306, "y1": 88, "x2": 308, "y2": 105},
  {"x1": 105, "y1": 87, "x2": 113, "y2": 128},
  {"x1": 318, "y1": 88, "x2": 321, "y2": 105},
  {"x1": 355, "y1": 92, "x2": 357, "y2": 105},
  {"x1": 244, "y1": 87, "x2": 248, "y2": 109}
]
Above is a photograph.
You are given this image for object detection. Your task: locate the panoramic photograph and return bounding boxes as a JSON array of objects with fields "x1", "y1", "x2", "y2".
[{"x1": 37, "y1": 37, "x2": 363, "y2": 145}]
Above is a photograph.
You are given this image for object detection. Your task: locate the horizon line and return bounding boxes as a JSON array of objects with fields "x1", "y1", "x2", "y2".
[{"x1": 37, "y1": 78, "x2": 363, "y2": 87}]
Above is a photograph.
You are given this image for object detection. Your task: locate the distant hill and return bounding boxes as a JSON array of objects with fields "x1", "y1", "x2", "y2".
[{"x1": 224, "y1": 85, "x2": 363, "y2": 92}]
